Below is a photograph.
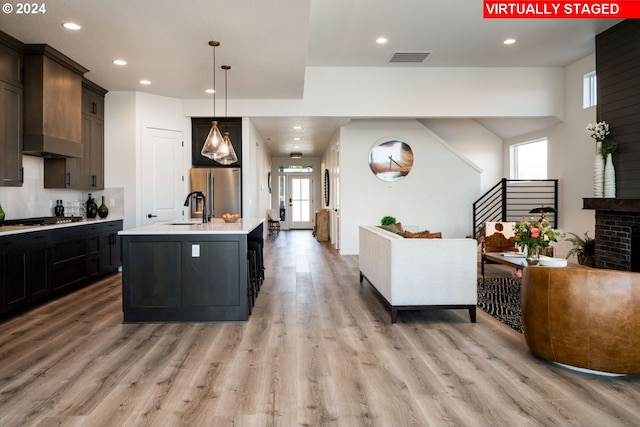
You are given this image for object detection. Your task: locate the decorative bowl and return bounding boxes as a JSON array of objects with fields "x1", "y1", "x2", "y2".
[
  {"x1": 539, "y1": 257, "x2": 568, "y2": 267},
  {"x1": 223, "y1": 217, "x2": 239, "y2": 223}
]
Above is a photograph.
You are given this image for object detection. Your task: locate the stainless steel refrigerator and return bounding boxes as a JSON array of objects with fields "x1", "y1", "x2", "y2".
[{"x1": 189, "y1": 168, "x2": 241, "y2": 220}]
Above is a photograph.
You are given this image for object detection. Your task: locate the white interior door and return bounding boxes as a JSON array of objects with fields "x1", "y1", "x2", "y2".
[
  {"x1": 333, "y1": 146, "x2": 340, "y2": 251},
  {"x1": 287, "y1": 174, "x2": 313, "y2": 229},
  {"x1": 141, "y1": 127, "x2": 185, "y2": 225}
]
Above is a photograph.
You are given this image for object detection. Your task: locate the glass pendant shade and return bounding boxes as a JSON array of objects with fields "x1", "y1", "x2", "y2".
[
  {"x1": 213, "y1": 132, "x2": 238, "y2": 165},
  {"x1": 201, "y1": 121, "x2": 224, "y2": 159}
]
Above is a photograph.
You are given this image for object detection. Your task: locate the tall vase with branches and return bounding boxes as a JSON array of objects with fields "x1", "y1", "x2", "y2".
[
  {"x1": 586, "y1": 121, "x2": 610, "y2": 198},
  {"x1": 602, "y1": 141, "x2": 617, "y2": 198}
]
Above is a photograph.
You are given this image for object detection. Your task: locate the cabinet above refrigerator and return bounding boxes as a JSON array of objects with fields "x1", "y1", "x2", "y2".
[{"x1": 191, "y1": 117, "x2": 242, "y2": 167}]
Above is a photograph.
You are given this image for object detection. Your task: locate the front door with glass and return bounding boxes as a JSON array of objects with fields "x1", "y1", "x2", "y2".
[{"x1": 287, "y1": 174, "x2": 313, "y2": 229}]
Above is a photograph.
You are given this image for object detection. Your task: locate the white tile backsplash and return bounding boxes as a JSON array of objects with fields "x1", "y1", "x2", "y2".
[{"x1": 0, "y1": 155, "x2": 124, "y2": 220}]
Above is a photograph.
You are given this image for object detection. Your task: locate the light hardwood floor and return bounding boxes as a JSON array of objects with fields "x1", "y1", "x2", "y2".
[{"x1": 1, "y1": 230, "x2": 639, "y2": 427}]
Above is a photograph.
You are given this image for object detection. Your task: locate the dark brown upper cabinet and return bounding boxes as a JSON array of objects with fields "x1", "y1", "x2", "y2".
[
  {"x1": 0, "y1": 31, "x2": 24, "y2": 187},
  {"x1": 22, "y1": 44, "x2": 88, "y2": 158},
  {"x1": 44, "y1": 79, "x2": 106, "y2": 190},
  {"x1": 191, "y1": 117, "x2": 242, "y2": 167}
]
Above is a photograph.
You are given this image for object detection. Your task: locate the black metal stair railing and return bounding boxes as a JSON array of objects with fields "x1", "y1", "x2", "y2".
[{"x1": 472, "y1": 179, "x2": 558, "y2": 239}]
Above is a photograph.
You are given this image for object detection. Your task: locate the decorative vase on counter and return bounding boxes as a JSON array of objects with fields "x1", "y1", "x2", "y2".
[
  {"x1": 594, "y1": 140, "x2": 604, "y2": 198},
  {"x1": 86, "y1": 193, "x2": 98, "y2": 219},
  {"x1": 54, "y1": 200, "x2": 65, "y2": 217},
  {"x1": 98, "y1": 196, "x2": 109, "y2": 218},
  {"x1": 604, "y1": 152, "x2": 616, "y2": 198},
  {"x1": 0, "y1": 203, "x2": 4, "y2": 226}
]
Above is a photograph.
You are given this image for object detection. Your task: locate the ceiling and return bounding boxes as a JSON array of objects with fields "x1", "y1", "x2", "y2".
[{"x1": 0, "y1": 0, "x2": 619, "y2": 156}]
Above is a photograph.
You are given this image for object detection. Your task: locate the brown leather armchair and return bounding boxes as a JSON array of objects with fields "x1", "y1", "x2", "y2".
[{"x1": 521, "y1": 267, "x2": 640, "y2": 375}]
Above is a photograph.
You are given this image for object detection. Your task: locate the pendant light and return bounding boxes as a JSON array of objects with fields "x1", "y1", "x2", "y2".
[
  {"x1": 213, "y1": 64, "x2": 238, "y2": 165},
  {"x1": 201, "y1": 41, "x2": 224, "y2": 160}
]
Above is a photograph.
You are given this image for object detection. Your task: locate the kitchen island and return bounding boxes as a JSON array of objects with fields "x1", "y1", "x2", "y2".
[{"x1": 119, "y1": 218, "x2": 264, "y2": 322}]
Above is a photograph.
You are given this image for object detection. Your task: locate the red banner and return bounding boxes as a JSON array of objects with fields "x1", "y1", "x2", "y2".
[{"x1": 484, "y1": 1, "x2": 640, "y2": 18}]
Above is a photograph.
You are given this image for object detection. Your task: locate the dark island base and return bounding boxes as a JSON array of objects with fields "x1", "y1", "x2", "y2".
[{"x1": 121, "y1": 223, "x2": 262, "y2": 322}]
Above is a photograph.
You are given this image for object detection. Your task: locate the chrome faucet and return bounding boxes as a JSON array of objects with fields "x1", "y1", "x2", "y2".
[{"x1": 183, "y1": 191, "x2": 207, "y2": 223}]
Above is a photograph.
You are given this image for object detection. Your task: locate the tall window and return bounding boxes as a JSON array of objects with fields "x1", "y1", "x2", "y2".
[
  {"x1": 511, "y1": 139, "x2": 547, "y2": 179},
  {"x1": 583, "y1": 70, "x2": 597, "y2": 108}
]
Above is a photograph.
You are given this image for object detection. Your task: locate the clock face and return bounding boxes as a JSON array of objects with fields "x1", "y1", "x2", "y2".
[
  {"x1": 324, "y1": 169, "x2": 330, "y2": 207},
  {"x1": 368, "y1": 139, "x2": 414, "y2": 182}
]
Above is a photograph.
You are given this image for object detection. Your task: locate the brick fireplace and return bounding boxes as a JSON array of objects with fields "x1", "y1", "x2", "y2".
[{"x1": 583, "y1": 198, "x2": 640, "y2": 271}]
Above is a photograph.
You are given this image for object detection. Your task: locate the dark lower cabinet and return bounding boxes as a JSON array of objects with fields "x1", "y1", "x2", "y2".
[
  {"x1": 99, "y1": 221, "x2": 122, "y2": 274},
  {"x1": 2, "y1": 237, "x2": 49, "y2": 312},
  {"x1": 50, "y1": 232, "x2": 88, "y2": 292},
  {"x1": 0, "y1": 219, "x2": 122, "y2": 316}
]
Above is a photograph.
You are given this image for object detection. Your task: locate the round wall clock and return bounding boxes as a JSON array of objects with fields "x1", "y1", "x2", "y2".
[
  {"x1": 368, "y1": 139, "x2": 414, "y2": 182},
  {"x1": 324, "y1": 168, "x2": 330, "y2": 207}
]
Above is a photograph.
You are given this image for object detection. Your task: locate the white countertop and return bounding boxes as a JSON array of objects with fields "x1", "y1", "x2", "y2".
[
  {"x1": 0, "y1": 217, "x2": 124, "y2": 237},
  {"x1": 119, "y1": 217, "x2": 265, "y2": 235}
]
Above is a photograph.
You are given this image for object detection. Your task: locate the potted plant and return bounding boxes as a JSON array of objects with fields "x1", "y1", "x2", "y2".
[
  {"x1": 380, "y1": 215, "x2": 397, "y2": 226},
  {"x1": 565, "y1": 232, "x2": 595, "y2": 267}
]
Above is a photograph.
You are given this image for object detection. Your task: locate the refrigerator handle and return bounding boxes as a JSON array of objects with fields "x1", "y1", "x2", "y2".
[{"x1": 208, "y1": 171, "x2": 215, "y2": 218}]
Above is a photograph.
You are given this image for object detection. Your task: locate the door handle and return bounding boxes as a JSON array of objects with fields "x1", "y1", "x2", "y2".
[{"x1": 147, "y1": 214, "x2": 158, "y2": 218}]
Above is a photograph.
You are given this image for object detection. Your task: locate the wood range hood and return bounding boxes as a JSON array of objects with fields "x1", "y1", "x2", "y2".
[{"x1": 22, "y1": 44, "x2": 88, "y2": 158}]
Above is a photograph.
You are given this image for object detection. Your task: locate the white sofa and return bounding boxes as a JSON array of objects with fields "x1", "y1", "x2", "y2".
[{"x1": 359, "y1": 225, "x2": 477, "y2": 323}]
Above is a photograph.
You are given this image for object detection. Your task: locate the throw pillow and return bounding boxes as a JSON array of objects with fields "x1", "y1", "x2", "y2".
[
  {"x1": 404, "y1": 231, "x2": 442, "y2": 239},
  {"x1": 379, "y1": 224, "x2": 403, "y2": 235}
]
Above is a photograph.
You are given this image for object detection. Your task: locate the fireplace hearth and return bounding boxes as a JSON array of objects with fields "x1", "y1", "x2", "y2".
[{"x1": 584, "y1": 198, "x2": 640, "y2": 271}]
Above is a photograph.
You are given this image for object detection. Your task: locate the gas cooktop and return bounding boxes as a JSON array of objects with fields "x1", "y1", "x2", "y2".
[{"x1": 2, "y1": 216, "x2": 84, "y2": 226}]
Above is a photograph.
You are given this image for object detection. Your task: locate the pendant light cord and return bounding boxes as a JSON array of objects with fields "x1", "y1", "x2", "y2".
[
  {"x1": 213, "y1": 44, "x2": 216, "y2": 118},
  {"x1": 222, "y1": 65, "x2": 231, "y2": 131}
]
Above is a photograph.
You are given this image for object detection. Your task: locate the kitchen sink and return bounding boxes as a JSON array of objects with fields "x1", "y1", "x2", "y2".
[{"x1": 168, "y1": 220, "x2": 201, "y2": 225}]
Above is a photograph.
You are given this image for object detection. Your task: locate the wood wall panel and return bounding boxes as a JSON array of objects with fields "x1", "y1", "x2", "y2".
[{"x1": 596, "y1": 20, "x2": 640, "y2": 198}]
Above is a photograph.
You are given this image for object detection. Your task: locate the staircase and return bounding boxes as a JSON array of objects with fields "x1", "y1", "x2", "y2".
[{"x1": 473, "y1": 179, "x2": 558, "y2": 239}]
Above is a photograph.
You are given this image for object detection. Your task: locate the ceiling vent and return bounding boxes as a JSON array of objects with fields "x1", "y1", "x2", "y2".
[{"x1": 388, "y1": 51, "x2": 431, "y2": 63}]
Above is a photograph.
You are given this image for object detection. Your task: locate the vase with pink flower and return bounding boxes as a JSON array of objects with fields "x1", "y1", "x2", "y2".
[{"x1": 514, "y1": 217, "x2": 561, "y2": 265}]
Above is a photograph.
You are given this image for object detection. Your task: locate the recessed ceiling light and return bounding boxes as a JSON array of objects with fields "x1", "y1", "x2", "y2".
[
  {"x1": 376, "y1": 37, "x2": 388, "y2": 44},
  {"x1": 294, "y1": 137, "x2": 301, "y2": 141},
  {"x1": 62, "y1": 22, "x2": 81, "y2": 30},
  {"x1": 504, "y1": 38, "x2": 516, "y2": 45},
  {"x1": 205, "y1": 89, "x2": 215, "y2": 94},
  {"x1": 139, "y1": 80, "x2": 151, "y2": 85},
  {"x1": 113, "y1": 59, "x2": 127, "y2": 66},
  {"x1": 293, "y1": 125, "x2": 302, "y2": 130}
]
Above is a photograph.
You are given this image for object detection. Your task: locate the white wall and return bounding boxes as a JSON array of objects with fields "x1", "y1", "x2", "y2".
[
  {"x1": 183, "y1": 67, "x2": 564, "y2": 119},
  {"x1": 243, "y1": 118, "x2": 271, "y2": 222},
  {"x1": 104, "y1": 91, "x2": 137, "y2": 229},
  {"x1": 504, "y1": 54, "x2": 597, "y2": 257},
  {"x1": 104, "y1": 92, "x2": 190, "y2": 229},
  {"x1": 339, "y1": 119, "x2": 481, "y2": 255},
  {"x1": 419, "y1": 119, "x2": 503, "y2": 193}
]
